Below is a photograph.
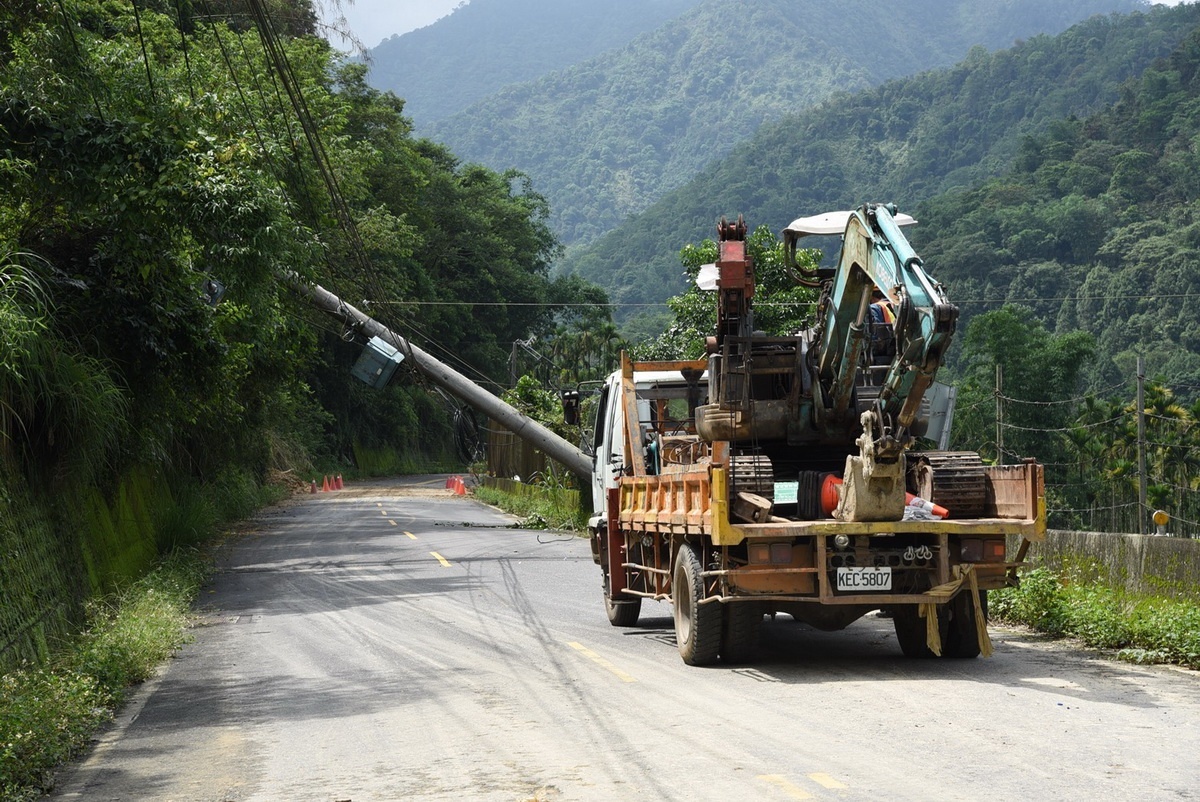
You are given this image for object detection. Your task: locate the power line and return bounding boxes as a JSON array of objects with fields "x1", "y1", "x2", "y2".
[
  {"x1": 997, "y1": 381, "x2": 1132, "y2": 406},
  {"x1": 1000, "y1": 414, "x2": 1127, "y2": 433}
]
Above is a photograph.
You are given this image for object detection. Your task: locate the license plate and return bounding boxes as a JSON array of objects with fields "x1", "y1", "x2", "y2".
[{"x1": 836, "y1": 566, "x2": 892, "y2": 591}]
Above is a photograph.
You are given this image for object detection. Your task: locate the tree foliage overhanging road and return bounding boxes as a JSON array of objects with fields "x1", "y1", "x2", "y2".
[{"x1": 0, "y1": 0, "x2": 617, "y2": 673}]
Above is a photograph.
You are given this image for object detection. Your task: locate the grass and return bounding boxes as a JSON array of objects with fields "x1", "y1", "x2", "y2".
[
  {"x1": 0, "y1": 549, "x2": 209, "y2": 801},
  {"x1": 992, "y1": 567, "x2": 1200, "y2": 669},
  {"x1": 473, "y1": 481, "x2": 588, "y2": 532}
]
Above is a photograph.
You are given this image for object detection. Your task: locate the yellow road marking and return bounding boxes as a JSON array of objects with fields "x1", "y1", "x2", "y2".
[
  {"x1": 567, "y1": 642, "x2": 636, "y2": 683},
  {"x1": 758, "y1": 775, "x2": 814, "y2": 800},
  {"x1": 808, "y1": 773, "x2": 846, "y2": 790},
  {"x1": 388, "y1": 520, "x2": 397, "y2": 526},
  {"x1": 430, "y1": 551, "x2": 451, "y2": 567},
  {"x1": 405, "y1": 531, "x2": 417, "y2": 540},
  {"x1": 380, "y1": 509, "x2": 388, "y2": 516}
]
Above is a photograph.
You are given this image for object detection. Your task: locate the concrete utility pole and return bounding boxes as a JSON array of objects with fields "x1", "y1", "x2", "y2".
[
  {"x1": 1137, "y1": 356, "x2": 1147, "y2": 536},
  {"x1": 995, "y1": 364, "x2": 1004, "y2": 467},
  {"x1": 287, "y1": 275, "x2": 593, "y2": 480}
]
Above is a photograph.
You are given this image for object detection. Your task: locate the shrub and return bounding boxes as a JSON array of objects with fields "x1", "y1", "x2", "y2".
[
  {"x1": 994, "y1": 566, "x2": 1200, "y2": 670},
  {"x1": 992, "y1": 567, "x2": 1069, "y2": 635}
]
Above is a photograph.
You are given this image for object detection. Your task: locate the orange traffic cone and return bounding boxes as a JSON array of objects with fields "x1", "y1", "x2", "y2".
[
  {"x1": 445, "y1": 476, "x2": 456, "y2": 489},
  {"x1": 453, "y1": 476, "x2": 466, "y2": 495},
  {"x1": 335, "y1": 474, "x2": 343, "y2": 490},
  {"x1": 322, "y1": 475, "x2": 331, "y2": 492},
  {"x1": 310, "y1": 479, "x2": 317, "y2": 494},
  {"x1": 906, "y1": 493, "x2": 950, "y2": 518}
]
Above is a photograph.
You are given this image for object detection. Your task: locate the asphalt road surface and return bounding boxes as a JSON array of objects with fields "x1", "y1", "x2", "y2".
[{"x1": 52, "y1": 477, "x2": 1200, "y2": 802}]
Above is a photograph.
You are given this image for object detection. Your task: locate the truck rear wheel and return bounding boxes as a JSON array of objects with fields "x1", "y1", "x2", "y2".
[
  {"x1": 892, "y1": 606, "x2": 936, "y2": 658},
  {"x1": 720, "y1": 602, "x2": 764, "y2": 663},
  {"x1": 892, "y1": 591, "x2": 986, "y2": 658},
  {"x1": 943, "y1": 590, "x2": 986, "y2": 659},
  {"x1": 604, "y1": 573, "x2": 642, "y2": 627},
  {"x1": 673, "y1": 544, "x2": 721, "y2": 666}
]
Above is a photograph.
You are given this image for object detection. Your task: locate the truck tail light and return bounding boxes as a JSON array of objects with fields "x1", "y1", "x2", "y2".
[
  {"x1": 961, "y1": 538, "x2": 1007, "y2": 562},
  {"x1": 749, "y1": 542, "x2": 793, "y2": 564}
]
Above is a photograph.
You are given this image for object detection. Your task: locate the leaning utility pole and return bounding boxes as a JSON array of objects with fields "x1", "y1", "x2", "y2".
[{"x1": 285, "y1": 275, "x2": 593, "y2": 480}]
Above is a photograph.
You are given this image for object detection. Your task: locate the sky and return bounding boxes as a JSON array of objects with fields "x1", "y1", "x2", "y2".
[{"x1": 320, "y1": 0, "x2": 467, "y2": 50}]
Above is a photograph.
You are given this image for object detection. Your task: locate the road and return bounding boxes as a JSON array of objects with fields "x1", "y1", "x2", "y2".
[{"x1": 52, "y1": 477, "x2": 1200, "y2": 802}]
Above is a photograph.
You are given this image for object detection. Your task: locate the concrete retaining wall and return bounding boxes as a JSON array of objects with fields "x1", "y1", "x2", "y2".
[{"x1": 1029, "y1": 530, "x2": 1200, "y2": 601}]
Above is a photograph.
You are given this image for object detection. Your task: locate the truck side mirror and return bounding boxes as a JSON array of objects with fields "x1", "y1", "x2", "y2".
[{"x1": 561, "y1": 390, "x2": 581, "y2": 426}]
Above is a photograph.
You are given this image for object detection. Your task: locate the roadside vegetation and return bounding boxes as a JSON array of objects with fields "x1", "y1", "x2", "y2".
[
  {"x1": 0, "y1": 550, "x2": 209, "y2": 801},
  {"x1": 474, "y1": 474, "x2": 588, "y2": 533},
  {"x1": 992, "y1": 567, "x2": 1200, "y2": 670}
]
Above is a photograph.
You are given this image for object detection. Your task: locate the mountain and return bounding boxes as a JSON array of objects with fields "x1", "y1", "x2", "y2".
[
  {"x1": 367, "y1": 0, "x2": 704, "y2": 126},
  {"x1": 428, "y1": 0, "x2": 1145, "y2": 249},
  {"x1": 915, "y1": 21, "x2": 1200, "y2": 391},
  {"x1": 561, "y1": 3, "x2": 1200, "y2": 314}
]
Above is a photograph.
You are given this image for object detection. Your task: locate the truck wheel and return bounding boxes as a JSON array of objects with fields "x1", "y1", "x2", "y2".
[
  {"x1": 893, "y1": 591, "x2": 987, "y2": 658},
  {"x1": 892, "y1": 607, "x2": 937, "y2": 658},
  {"x1": 720, "y1": 602, "x2": 763, "y2": 663},
  {"x1": 943, "y1": 590, "x2": 986, "y2": 659},
  {"x1": 604, "y1": 573, "x2": 642, "y2": 627},
  {"x1": 673, "y1": 544, "x2": 721, "y2": 666}
]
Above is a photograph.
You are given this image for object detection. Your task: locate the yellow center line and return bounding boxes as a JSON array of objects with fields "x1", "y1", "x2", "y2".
[
  {"x1": 430, "y1": 551, "x2": 451, "y2": 567},
  {"x1": 388, "y1": 520, "x2": 397, "y2": 526},
  {"x1": 380, "y1": 509, "x2": 388, "y2": 516},
  {"x1": 567, "y1": 642, "x2": 636, "y2": 683},
  {"x1": 404, "y1": 531, "x2": 417, "y2": 540},
  {"x1": 808, "y1": 773, "x2": 846, "y2": 790},
  {"x1": 758, "y1": 775, "x2": 814, "y2": 800}
]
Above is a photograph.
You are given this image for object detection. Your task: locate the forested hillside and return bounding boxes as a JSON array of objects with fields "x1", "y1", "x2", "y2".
[
  {"x1": 367, "y1": 0, "x2": 703, "y2": 125},
  {"x1": 430, "y1": 0, "x2": 1143, "y2": 249},
  {"x1": 0, "y1": 0, "x2": 601, "y2": 673},
  {"x1": 564, "y1": 3, "x2": 1200, "y2": 319},
  {"x1": 916, "y1": 24, "x2": 1200, "y2": 392}
]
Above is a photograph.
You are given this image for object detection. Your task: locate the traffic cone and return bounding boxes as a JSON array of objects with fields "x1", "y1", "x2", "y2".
[
  {"x1": 335, "y1": 474, "x2": 343, "y2": 490},
  {"x1": 310, "y1": 479, "x2": 317, "y2": 494},
  {"x1": 453, "y1": 476, "x2": 466, "y2": 495},
  {"x1": 322, "y1": 475, "x2": 331, "y2": 492},
  {"x1": 906, "y1": 493, "x2": 950, "y2": 518}
]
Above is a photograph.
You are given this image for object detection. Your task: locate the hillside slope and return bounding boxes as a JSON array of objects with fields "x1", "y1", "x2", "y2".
[
  {"x1": 562, "y1": 3, "x2": 1200, "y2": 312},
  {"x1": 367, "y1": 0, "x2": 703, "y2": 125},
  {"x1": 915, "y1": 22, "x2": 1200, "y2": 391},
  {"x1": 430, "y1": 0, "x2": 1144, "y2": 248}
]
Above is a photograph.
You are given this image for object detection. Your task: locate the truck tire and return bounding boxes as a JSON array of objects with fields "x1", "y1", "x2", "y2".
[
  {"x1": 720, "y1": 602, "x2": 764, "y2": 663},
  {"x1": 943, "y1": 590, "x2": 986, "y2": 659},
  {"x1": 892, "y1": 606, "x2": 936, "y2": 658},
  {"x1": 604, "y1": 574, "x2": 642, "y2": 627},
  {"x1": 892, "y1": 591, "x2": 986, "y2": 659},
  {"x1": 673, "y1": 544, "x2": 722, "y2": 666}
]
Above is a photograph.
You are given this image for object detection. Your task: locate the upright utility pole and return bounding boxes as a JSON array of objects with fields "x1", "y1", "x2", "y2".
[
  {"x1": 995, "y1": 364, "x2": 1004, "y2": 466},
  {"x1": 1137, "y1": 356, "x2": 1147, "y2": 535}
]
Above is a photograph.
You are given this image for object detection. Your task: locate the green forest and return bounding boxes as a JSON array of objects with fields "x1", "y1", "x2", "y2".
[{"x1": 430, "y1": 0, "x2": 1140, "y2": 249}]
